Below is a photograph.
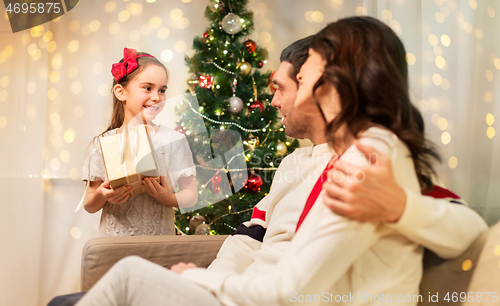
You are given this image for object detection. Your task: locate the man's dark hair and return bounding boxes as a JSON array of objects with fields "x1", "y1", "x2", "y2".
[{"x1": 279, "y1": 35, "x2": 314, "y2": 84}]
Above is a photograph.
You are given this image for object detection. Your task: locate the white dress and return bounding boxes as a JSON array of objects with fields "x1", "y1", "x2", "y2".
[{"x1": 81, "y1": 125, "x2": 196, "y2": 237}]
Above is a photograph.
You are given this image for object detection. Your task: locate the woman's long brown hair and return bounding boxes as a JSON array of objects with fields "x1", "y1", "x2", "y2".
[{"x1": 311, "y1": 16, "x2": 440, "y2": 191}]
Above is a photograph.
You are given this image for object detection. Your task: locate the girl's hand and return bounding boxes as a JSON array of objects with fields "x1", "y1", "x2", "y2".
[
  {"x1": 170, "y1": 262, "x2": 197, "y2": 275},
  {"x1": 142, "y1": 176, "x2": 176, "y2": 206},
  {"x1": 98, "y1": 181, "x2": 132, "y2": 204}
]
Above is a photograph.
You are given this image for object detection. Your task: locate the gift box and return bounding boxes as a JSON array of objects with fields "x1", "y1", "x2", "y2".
[{"x1": 99, "y1": 125, "x2": 160, "y2": 196}]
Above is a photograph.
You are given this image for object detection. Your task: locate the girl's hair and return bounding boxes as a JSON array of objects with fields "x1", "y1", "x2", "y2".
[
  {"x1": 311, "y1": 16, "x2": 440, "y2": 191},
  {"x1": 101, "y1": 53, "x2": 167, "y2": 136}
]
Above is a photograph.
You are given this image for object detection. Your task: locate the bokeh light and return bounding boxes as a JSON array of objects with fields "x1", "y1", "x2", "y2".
[
  {"x1": 494, "y1": 58, "x2": 500, "y2": 70},
  {"x1": 104, "y1": 1, "x2": 116, "y2": 13},
  {"x1": 126, "y1": 3, "x2": 143, "y2": 16},
  {"x1": 60, "y1": 150, "x2": 70, "y2": 163},
  {"x1": 149, "y1": 16, "x2": 162, "y2": 29},
  {"x1": 71, "y1": 227, "x2": 81, "y2": 239},
  {"x1": 27, "y1": 105, "x2": 37, "y2": 121},
  {"x1": 71, "y1": 82, "x2": 82, "y2": 94},
  {"x1": 161, "y1": 49, "x2": 173, "y2": 62},
  {"x1": 486, "y1": 114, "x2": 495, "y2": 126},
  {"x1": 64, "y1": 129, "x2": 76, "y2": 143},
  {"x1": 0, "y1": 76, "x2": 9, "y2": 87},
  {"x1": 50, "y1": 158, "x2": 61, "y2": 171},
  {"x1": 109, "y1": 22, "x2": 120, "y2": 34},
  {"x1": 50, "y1": 113, "x2": 60, "y2": 125},
  {"x1": 484, "y1": 91, "x2": 494, "y2": 103},
  {"x1": 441, "y1": 35, "x2": 451, "y2": 46},
  {"x1": 487, "y1": 127, "x2": 495, "y2": 139},
  {"x1": 448, "y1": 156, "x2": 458, "y2": 169},
  {"x1": 487, "y1": 7, "x2": 495, "y2": 18},
  {"x1": 98, "y1": 84, "x2": 110, "y2": 97},
  {"x1": 438, "y1": 118, "x2": 448, "y2": 130},
  {"x1": 441, "y1": 132, "x2": 451, "y2": 145},
  {"x1": 49, "y1": 71, "x2": 60, "y2": 83},
  {"x1": 157, "y1": 27, "x2": 170, "y2": 39},
  {"x1": 435, "y1": 12, "x2": 445, "y2": 23},
  {"x1": 118, "y1": 10, "x2": 130, "y2": 22},
  {"x1": 433, "y1": 73, "x2": 443, "y2": 86},
  {"x1": 259, "y1": 31, "x2": 271, "y2": 43},
  {"x1": 90, "y1": 20, "x2": 101, "y2": 32},
  {"x1": 406, "y1": 53, "x2": 416, "y2": 65},
  {"x1": 429, "y1": 34, "x2": 438, "y2": 46},
  {"x1": 47, "y1": 88, "x2": 58, "y2": 100},
  {"x1": 27, "y1": 82, "x2": 36, "y2": 94},
  {"x1": 68, "y1": 40, "x2": 80, "y2": 52},
  {"x1": 485, "y1": 70, "x2": 494, "y2": 81},
  {"x1": 171, "y1": 8, "x2": 183, "y2": 20},
  {"x1": 174, "y1": 41, "x2": 187, "y2": 53}
]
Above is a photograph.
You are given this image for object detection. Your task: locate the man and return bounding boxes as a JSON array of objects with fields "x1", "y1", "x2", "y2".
[{"x1": 50, "y1": 37, "x2": 486, "y2": 306}]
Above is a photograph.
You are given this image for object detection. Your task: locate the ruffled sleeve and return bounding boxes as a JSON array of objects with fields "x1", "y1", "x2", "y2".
[{"x1": 81, "y1": 137, "x2": 107, "y2": 182}]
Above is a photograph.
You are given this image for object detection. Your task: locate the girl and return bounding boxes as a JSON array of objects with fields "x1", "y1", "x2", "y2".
[{"x1": 81, "y1": 48, "x2": 197, "y2": 236}]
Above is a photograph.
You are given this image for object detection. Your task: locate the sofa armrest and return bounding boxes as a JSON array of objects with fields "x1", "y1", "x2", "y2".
[
  {"x1": 81, "y1": 235, "x2": 228, "y2": 291},
  {"x1": 419, "y1": 221, "x2": 498, "y2": 306}
]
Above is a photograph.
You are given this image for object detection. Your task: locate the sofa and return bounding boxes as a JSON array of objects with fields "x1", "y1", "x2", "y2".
[{"x1": 81, "y1": 222, "x2": 500, "y2": 305}]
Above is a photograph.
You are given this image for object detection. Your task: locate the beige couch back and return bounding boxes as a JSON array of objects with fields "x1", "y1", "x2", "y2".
[{"x1": 81, "y1": 235, "x2": 228, "y2": 291}]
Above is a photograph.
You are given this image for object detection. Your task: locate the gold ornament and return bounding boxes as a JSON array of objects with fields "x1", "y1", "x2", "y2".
[
  {"x1": 186, "y1": 78, "x2": 198, "y2": 92},
  {"x1": 243, "y1": 135, "x2": 260, "y2": 150},
  {"x1": 195, "y1": 223, "x2": 210, "y2": 235},
  {"x1": 237, "y1": 61, "x2": 252, "y2": 76},
  {"x1": 189, "y1": 215, "x2": 206, "y2": 231},
  {"x1": 258, "y1": 49, "x2": 269, "y2": 60},
  {"x1": 276, "y1": 141, "x2": 287, "y2": 156}
]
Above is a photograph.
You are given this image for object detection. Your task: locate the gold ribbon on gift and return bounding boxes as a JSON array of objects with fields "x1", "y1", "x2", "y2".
[{"x1": 75, "y1": 121, "x2": 162, "y2": 212}]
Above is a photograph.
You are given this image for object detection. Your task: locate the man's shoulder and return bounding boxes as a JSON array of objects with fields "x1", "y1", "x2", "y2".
[{"x1": 277, "y1": 147, "x2": 310, "y2": 167}]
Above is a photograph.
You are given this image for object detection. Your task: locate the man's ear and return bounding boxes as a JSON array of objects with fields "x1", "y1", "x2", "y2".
[{"x1": 113, "y1": 84, "x2": 126, "y2": 102}]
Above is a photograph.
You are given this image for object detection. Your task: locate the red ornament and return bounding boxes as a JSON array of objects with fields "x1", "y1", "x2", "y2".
[
  {"x1": 257, "y1": 61, "x2": 264, "y2": 68},
  {"x1": 174, "y1": 125, "x2": 186, "y2": 134},
  {"x1": 212, "y1": 173, "x2": 222, "y2": 193},
  {"x1": 203, "y1": 32, "x2": 210, "y2": 42},
  {"x1": 199, "y1": 75, "x2": 214, "y2": 89},
  {"x1": 245, "y1": 40, "x2": 257, "y2": 53},
  {"x1": 269, "y1": 70, "x2": 277, "y2": 94},
  {"x1": 244, "y1": 173, "x2": 263, "y2": 193},
  {"x1": 249, "y1": 100, "x2": 264, "y2": 113}
]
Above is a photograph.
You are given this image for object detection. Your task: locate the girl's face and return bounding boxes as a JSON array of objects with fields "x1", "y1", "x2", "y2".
[
  {"x1": 118, "y1": 64, "x2": 168, "y2": 123},
  {"x1": 295, "y1": 48, "x2": 340, "y2": 123}
]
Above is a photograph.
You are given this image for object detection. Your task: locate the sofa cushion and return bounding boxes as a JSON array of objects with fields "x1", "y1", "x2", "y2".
[{"x1": 81, "y1": 235, "x2": 228, "y2": 291}]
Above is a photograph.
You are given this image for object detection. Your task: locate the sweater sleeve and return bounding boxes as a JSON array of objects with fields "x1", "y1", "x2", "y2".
[
  {"x1": 388, "y1": 188, "x2": 487, "y2": 259},
  {"x1": 181, "y1": 128, "x2": 420, "y2": 306},
  {"x1": 358, "y1": 128, "x2": 487, "y2": 259},
  {"x1": 206, "y1": 197, "x2": 268, "y2": 274}
]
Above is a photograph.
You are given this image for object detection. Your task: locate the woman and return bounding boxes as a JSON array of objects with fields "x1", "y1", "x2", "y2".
[{"x1": 285, "y1": 16, "x2": 440, "y2": 302}]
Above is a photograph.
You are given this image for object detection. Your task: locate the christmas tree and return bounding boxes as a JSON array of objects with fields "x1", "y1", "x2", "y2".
[{"x1": 174, "y1": 0, "x2": 300, "y2": 235}]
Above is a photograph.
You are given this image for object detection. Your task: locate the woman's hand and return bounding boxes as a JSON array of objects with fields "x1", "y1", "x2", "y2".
[
  {"x1": 98, "y1": 181, "x2": 132, "y2": 204},
  {"x1": 170, "y1": 262, "x2": 198, "y2": 275},
  {"x1": 142, "y1": 176, "x2": 176, "y2": 206}
]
